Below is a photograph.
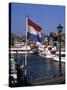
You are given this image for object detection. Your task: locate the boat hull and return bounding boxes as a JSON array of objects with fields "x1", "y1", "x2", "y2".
[{"x1": 53, "y1": 56, "x2": 65, "y2": 63}]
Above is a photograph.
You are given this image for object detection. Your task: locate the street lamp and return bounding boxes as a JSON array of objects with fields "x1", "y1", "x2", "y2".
[{"x1": 57, "y1": 24, "x2": 63, "y2": 76}]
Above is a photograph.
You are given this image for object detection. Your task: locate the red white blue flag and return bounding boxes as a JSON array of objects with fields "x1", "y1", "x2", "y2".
[{"x1": 27, "y1": 18, "x2": 42, "y2": 43}]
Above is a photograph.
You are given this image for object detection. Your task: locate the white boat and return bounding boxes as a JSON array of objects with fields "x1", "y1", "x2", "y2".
[
  {"x1": 43, "y1": 46, "x2": 56, "y2": 59},
  {"x1": 38, "y1": 45, "x2": 56, "y2": 58},
  {"x1": 45, "y1": 54, "x2": 55, "y2": 59},
  {"x1": 9, "y1": 45, "x2": 33, "y2": 54},
  {"x1": 53, "y1": 51, "x2": 65, "y2": 63},
  {"x1": 45, "y1": 50, "x2": 55, "y2": 59},
  {"x1": 39, "y1": 51, "x2": 46, "y2": 57}
]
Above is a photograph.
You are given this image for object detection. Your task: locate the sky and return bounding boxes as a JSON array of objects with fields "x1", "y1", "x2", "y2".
[{"x1": 10, "y1": 3, "x2": 65, "y2": 36}]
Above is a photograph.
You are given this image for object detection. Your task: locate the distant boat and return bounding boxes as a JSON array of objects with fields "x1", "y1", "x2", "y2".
[
  {"x1": 10, "y1": 45, "x2": 33, "y2": 54},
  {"x1": 53, "y1": 51, "x2": 65, "y2": 63}
]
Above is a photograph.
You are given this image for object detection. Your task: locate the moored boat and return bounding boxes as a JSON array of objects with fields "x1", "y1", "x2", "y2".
[
  {"x1": 9, "y1": 45, "x2": 33, "y2": 54},
  {"x1": 53, "y1": 51, "x2": 65, "y2": 63},
  {"x1": 38, "y1": 45, "x2": 56, "y2": 59}
]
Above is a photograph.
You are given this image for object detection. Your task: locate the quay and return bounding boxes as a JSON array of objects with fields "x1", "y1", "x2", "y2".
[
  {"x1": 30, "y1": 75, "x2": 65, "y2": 86},
  {"x1": 9, "y1": 75, "x2": 65, "y2": 87}
]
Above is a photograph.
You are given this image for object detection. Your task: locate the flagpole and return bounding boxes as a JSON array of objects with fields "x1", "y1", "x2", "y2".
[{"x1": 24, "y1": 16, "x2": 29, "y2": 79}]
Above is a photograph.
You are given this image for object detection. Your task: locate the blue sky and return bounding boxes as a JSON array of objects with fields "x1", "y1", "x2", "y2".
[{"x1": 10, "y1": 3, "x2": 65, "y2": 36}]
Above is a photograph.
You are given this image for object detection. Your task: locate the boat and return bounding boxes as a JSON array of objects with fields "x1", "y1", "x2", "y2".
[
  {"x1": 9, "y1": 45, "x2": 33, "y2": 54},
  {"x1": 53, "y1": 51, "x2": 65, "y2": 63},
  {"x1": 38, "y1": 45, "x2": 56, "y2": 59},
  {"x1": 45, "y1": 50, "x2": 55, "y2": 59},
  {"x1": 45, "y1": 53, "x2": 55, "y2": 59},
  {"x1": 38, "y1": 45, "x2": 48, "y2": 57}
]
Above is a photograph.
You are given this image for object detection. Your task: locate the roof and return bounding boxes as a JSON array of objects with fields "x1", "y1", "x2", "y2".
[{"x1": 52, "y1": 32, "x2": 59, "y2": 37}]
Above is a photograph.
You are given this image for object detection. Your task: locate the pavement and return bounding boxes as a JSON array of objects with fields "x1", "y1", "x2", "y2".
[
  {"x1": 9, "y1": 75, "x2": 65, "y2": 87},
  {"x1": 30, "y1": 75, "x2": 65, "y2": 86}
]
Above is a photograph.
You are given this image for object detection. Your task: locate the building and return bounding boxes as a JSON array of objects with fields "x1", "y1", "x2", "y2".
[
  {"x1": 49, "y1": 32, "x2": 59, "y2": 46},
  {"x1": 49, "y1": 32, "x2": 65, "y2": 49},
  {"x1": 42, "y1": 35, "x2": 49, "y2": 46},
  {"x1": 10, "y1": 33, "x2": 16, "y2": 46}
]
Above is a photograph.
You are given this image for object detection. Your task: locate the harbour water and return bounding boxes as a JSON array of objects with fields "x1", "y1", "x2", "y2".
[{"x1": 14, "y1": 54, "x2": 65, "y2": 81}]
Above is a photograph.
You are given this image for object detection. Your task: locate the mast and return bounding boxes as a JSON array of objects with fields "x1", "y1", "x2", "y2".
[{"x1": 24, "y1": 16, "x2": 29, "y2": 78}]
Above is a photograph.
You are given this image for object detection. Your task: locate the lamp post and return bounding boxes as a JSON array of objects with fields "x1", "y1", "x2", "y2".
[{"x1": 57, "y1": 24, "x2": 63, "y2": 76}]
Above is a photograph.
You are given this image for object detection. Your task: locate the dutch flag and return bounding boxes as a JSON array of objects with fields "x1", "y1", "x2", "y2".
[{"x1": 27, "y1": 18, "x2": 42, "y2": 45}]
